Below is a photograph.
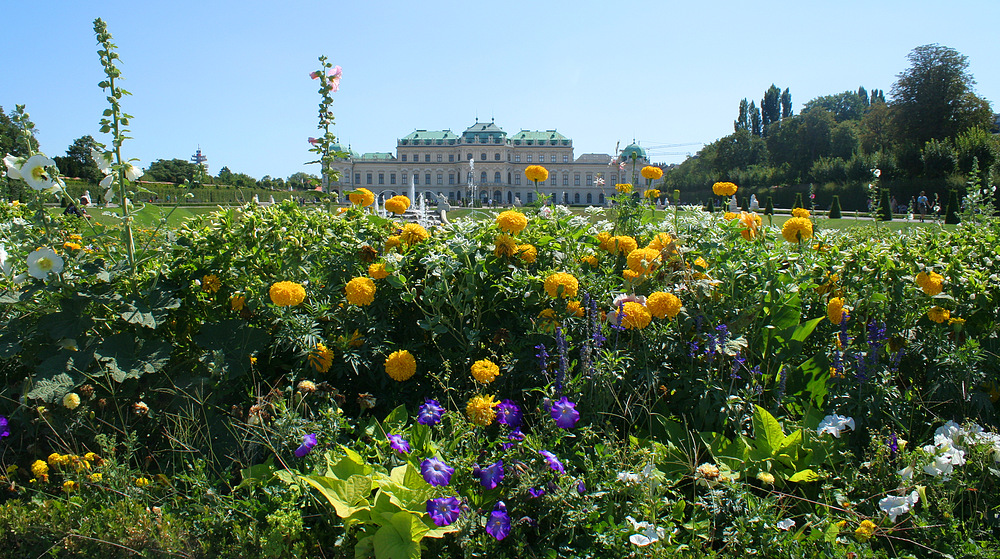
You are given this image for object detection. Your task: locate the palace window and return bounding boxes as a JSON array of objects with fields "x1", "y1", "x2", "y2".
[
  {"x1": 586, "y1": 173, "x2": 592, "y2": 186},
  {"x1": 574, "y1": 193, "x2": 580, "y2": 204},
  {"x1": 480, "y1": 153, "x2": 486, "y2": 160},
  {"x1": 495, "y1": 153, "x2": 501, "y2": 161},
  {"x1": 401, "y1": 154, "x2": 407, "y2": 162},
  {"x1": 437, "y1": 154, "x2": 442, "y2": 162},
  {"x1": 413, "y1": 174, "x2": 419, "y2": 185},
  {"x1": 366, "y1": 173, "x2": 372, "y2": 185},
  {"x1": 515, "y1": 173, "x2": 521, "y2": 185},
  {"x1": 563, "y1": 155, "x2": 569, "y2": 163},
  {"x1": 494, "y1": 171, "x2": 501, "y2": 183},
  {"x1": 549, "y1": 173, "x2": 557, "y2": 186},
  {"x1": 437, "y1": 174, "x2": 443, "y2": 185},
  {"x1": 449, "y1": 154, "x2": 454, "y2": 162},
  {"x1": 562, "y1": 173, "x2": 569, "y2": 186},
  {"x1": 379, "y1": 173, "x2": 384, "y2": 185},
  {"x1": 425, "y1": 173, "x2": 431, "y2": 185},
  {"x1": 355, "y1": 173, "x2": 361, "y2": 184},
  {"x1": 448, "y1": 174, "x2": 455, "y2": 185},
  {"x1": 574, "y1": 174, "x2": 580, "y2": 186},
  {"x1": 390, "y1": 173, "x2": 396, "y2": 185},
  {"x1": 425, "y1": 154, "x2": 430, "y2": 163},
  {"x1": 515, "y1": 154, "x2": 521, "y2": 163},
  {"x1": 551, "y1": 155, "x2": 557, "y2": 163},
  {"x1": 527, "y1": 155, "x2": 532, "y2": 162}
]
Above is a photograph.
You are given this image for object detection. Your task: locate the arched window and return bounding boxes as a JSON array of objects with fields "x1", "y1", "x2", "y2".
[
  {"x1": 586, "y1": 193, "x2": 592, "y2": 204},
  {"x1": 574, "y1": 193, "x2": 580, "y2": 204},
  {"x1": 599, "y1": 193, "x2": 605, "y2": 204},
  {"x1": 494, "y1": 171, "x2": 501, "y2": 183},
  {"x1": 480, "y1": 171, "x2": 487, "y2": 184},
  {"x1": 527, "y1": 192, "x2": 534, "y2": 203}
]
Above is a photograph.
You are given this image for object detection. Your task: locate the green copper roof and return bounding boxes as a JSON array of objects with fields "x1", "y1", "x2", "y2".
[
  {"x1": 400, "y1": 130, "x2": 459, "y2": 145},
  {"x1": 358, "y1": 152, "x2": 395, "y2": 160},
  {"x1": 330, "y1": 143, "x2": 360, "y2": 158},
  {"x1": 620, "y1": 142, "x2": 647, "y2": 161},
  {"x1": 510, "y1": 130, "x2": 570, "y2": 146}
]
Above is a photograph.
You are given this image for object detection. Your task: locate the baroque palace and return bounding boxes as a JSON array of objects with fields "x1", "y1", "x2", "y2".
[{"x1": 328, "y1": 119, "x2": 652, "y2": 206}]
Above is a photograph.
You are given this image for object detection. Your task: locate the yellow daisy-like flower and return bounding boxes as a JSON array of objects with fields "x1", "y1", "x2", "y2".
[
  {"x1": 368, "y1": 263, "x2": 390, "y2": 280},
  {"x1": 384, "y1": 195, "x2": 410, "y2": 215},
  {"x1": 723, "y1": 211, "x2": 738, "y2": 221},
  {"x1": 646, "y1": 232, "x2": 675, "y2": 253},
  {"x1": 580, "y1": 254, "x2": 599, "y2": 267},
  {"x1": 466, "y1": 394, "x2": 499, "y2": 426},
  {"x1": 781, "y1": 217, "x2": 814, "y2": 243},
  {"x1": 67, "y1": 234, "x2": 82, "y2": 241},
  {"x1": 63, "y1": 392, "x2": 81, "y2": 410},
  {"x1": 496, "y1": 210, "x2": 528, "y2": 234},
  {"x1": 739, "y1": 212, "x2": 762, "y2": 240},
  {"x1": 544, "y1": 272, "x2": 579, "y2": 299},
  {"x1": 348, "y1": 188, "x2": 375, "y2": 207},
  {"x1": 88, "y1": 472, "x2": 102, "y2": 483},
  {"x1": 525, "y1": 165, "x2": 549, "y2": 183},
  {"x1": 307, "y1": 343, "x2": 334, "y2": 373},
  {"x1": 384, "y1": 349, "x2": 416, "y2": 382},
  {"x1": 641, "y1": 166, "x2": 663, "y2": 180},
  {"x1": 84, "y1": 452, "x2": 100, "y2": 463},
  {"x1": 48, "y1": 453, "x2": 69, "y2": 468},
  {"x1": 269, "y1": 281, "x2": 306, "y2": 307},
  {"x1": 537, "y1": 308, "x2": 560, "y2": 333},
  {"x1": 202, "y1": 274, "x2": 221, "y2": 293},
  {"x1": 596, "y1": 231, "x2": 615, "y2": 252},
  {"x1": 62, "y1": 480, "x2": 79, "y2": 493},
  {"x1": 928, "y1": 306, "x2": 950, "y2": 323},
  {"x1": 494, "y1": 234, "x2": 517, "y2": 258},
  {"x1": 62, "y1": 241, "x2": 82, "y2": 251},
  {"x1": 949, "y1": 316, "x2": 965, "y2": 326},
  {"x1": 470, "y1": 359, "x2": 500, "y2": 384},
  {"x1": 615, "y1": 183, "x2": 633, "y2": 193},
  {"x1": 297, "y1": 380, "x2": 318, "y2": 393},
  {"x1": 345, "y1": 277, "x2": 376, "y2": 306},
  {"x1": 712, "y1": 181, "x2": 738, "y2": 197},
  {"x1": 827, "y1": 297, "x2": 847, "y2": 325},
  {"x1": 646, "y1": 292, "x2": 681, "y2": 319},
  {"x1": 616, "y1": 301, "x2": 652, "y2": 330},
  {"x1": 612, "y1": 235, "x2": 638, "y2": 255},
  {"x1": 816, "y1": 273, "x2": 838, "y2": 295},
  {"x1": 385, "y1": 235, "x2": 402, "y2": 252},
  {"x1": 400, "y1": 223, "x2": 429, "y2": 245},
  {"x1": 643, "y1": 189, "x2": 660, "y2": 199},
  {"x1": 855, "y1": 519, "x2": 876, "y2": 542},
  {"x1": 915, "y1": 271, "x2": 943, "y2": 296},
  {"x1": 230, "y1": 294, "x2": 246, "y2": 311},
  {"x1": 516, "y1": 244, "x2": 537, "y2": 264},
  {"x1": 626, "y1": 247, "x2": 661, "y2": 275},
  {"x1": 566, "y1": 300, "x2": 585, "y2": 317},
  {"x1": 791, "y1": 207, "x2": 810, "y2": 218},
  {"x1": 31, "y1": 460, "x2": 49, "y2": 479}
]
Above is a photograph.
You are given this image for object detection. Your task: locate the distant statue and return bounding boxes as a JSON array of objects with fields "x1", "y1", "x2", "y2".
[
  {"x1": 729, "y1": 195, "x2": 738, "y2": 213},
  {"x1": 435, "y1": 193, "x2": 452, "y2": 211},
  {"x1": 252, "y1": 194, "x2": 260, "y2": 205},
  {"x1": 750, "y1": 194, "x2": 759, "y2": 211},
  {"x1": 269, "y1": 195, "x2": 275, "y2": 205},
  {"x1": 513, "y1": 196, "x2": 522, "y2": 207}
]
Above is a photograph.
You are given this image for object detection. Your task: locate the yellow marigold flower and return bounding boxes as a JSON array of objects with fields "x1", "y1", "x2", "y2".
[
  {"x1": 62, "y1": 241, "x2": 82, "y2": 251},
  {"x1": 566, "y1": 300, "x2": 585, "y2": 317},
  {"x1": 756, "y1": 471, "x2": 775, "y2": 485},
  {"x1": 516, "y1": 244, "x2": 537, "y2": 264},
  {"x1": 67, "y1": 234, "x2": 82, "y2": 241},
  {"x1": 32, "y1": 460, "x2": 49, "y2": 478},
  {"x1": 470, "y1": 359, "x2": 500, "y2": 384},
  {"x1": 230, "y1": 294, "x2": 246, "y2": 311},
  {"x1": 712, "y1": 181, "x2": 738, "y2": 197},
  {"x1": 466, "y1": 394, "x2": 499, "y2": 426},
  {"x1": 48, "y1": 453, "x2": 68, "y2": 468},
  {"x1": 915, "y1": 271, "x2": 943, "y2": 296},
  {"x1": 616, "y1": 301, "x2": 652, "y2": 330},
  {"x1": 384, "y1": 195, "x2": 410, "y2": 215},
  {"x1": 739, "y1": 211, "x2": 762, "y2": 240},
  {"x1": 612, "y1": 235, "x2": 638, "y2": 255},
  {"x1": 949, "y1": 316, "x2": 965, "y2": 326},
  {"x1": 348, "y1": 187, "x2": 375, "y2": 207},
  {"x1": 827, "y1": 297, "x2": 847, "y2": 325},
  {"x1": 646, "y1": 232, "x2": 675, "y2": 253},
  {"x1": 781, "y1": 217, "x2": 813, "y2": 243},
  {"x1": 723, "y1": 211, "x2": 738, "y2": 221},
  {"x1": 615, "y1": 183, "x2": 633, "y2": 193},
  {"x1": 307, "y1": 343, "x2": 334, "y2": 373},
  {"x1": 269, "y1": 281, "x2": 306, "y2": 307},
  {"x1": 928, "y1": 306, "x2": 950, "y2": 323},
  {"x1": 622, "y1": 269, "x2": 645, "y2": 284},
  {"x1": 63, "y1": 480, "x2": 79, "y2": 493},
  {"x1": 345, "y1": 277, "x2": 376, "y2": 306},
  {"x1": 544, "y1": 272, "x2": 579, "y2": 299},
  {"x1": 384, "y1": 349, "x2": 416, "y2": 382},
  {"x1": 88, "y1": 472, "x2": 102, "y2": 482},
  {"x1": 855, "y1": 519, "x2": 876, "y2": 542},
  {"x1": 643, "y1": 189, "x2": 660, "y2": 199},
  {"x1": 694, "y1": 257, "x2": 708, "y2": 269},
  {"x1": 641, "y1": 165, "x2": 663, "y2": 180},
  {"x1": 596, "y1": 231, "x2": 615, "y2": 252},
  {"x1": 696, "y1": 463, "x2": 721, "y2": 480},
  {"x1": 524, "y1": 165, "x2": 549, "y2": 183},
  {"x1": 63, "y1": 392, "x2": 81, "y2": 410},
  {"x1": 336, "y1": 206, "x2": 349, "y2": 214},
  {"x1": 580, "y1": 254, "x2": 599, "y2": 267},
  {"x1": 401, "y1": 223, "x2": 429, "y2": 245},
  {"x1": 816, "y1": 273, "x2": 838, "y2": 295},
  {"x1": 626, "y1": 247, "x2": 661, "y2": 275},
  {"x1": 496, "y1": 210, "x2": 528, "y2": 234},
  {"x1": 135, "y1": 477, "x2": 151, "y2": 487},
  {"x1": 494, "y1": 234, "x2": 517, "y2": 258},
  {"x1": 202, "y1": 274, "x2": 221, "y2": 293},
  {"x1": 791, "y1": 207, "x2": 810, "y2": 218},
  {"x1": 647, "y1": 292, "x2": 681, "y2": 319},
  {"x1": 537, "y1": 308, "x2": 560, "y2": 333},
  {"x1": 368, "y1": 262, "x2": 389, "y2": 279},
  {"x1": 385, "y1": 235, "x2": 402, "y2": 252}
]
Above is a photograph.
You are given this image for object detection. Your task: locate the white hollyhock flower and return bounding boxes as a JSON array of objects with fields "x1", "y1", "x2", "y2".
[
  {"x1": 123, "y1": 163, "x2": 142, "y2": 181},
  {"x1": 817, "y1": 414, "x2": 855, "y2": 438},
  {"x1": 90, "y1": 148, "x2": 112, "y2": 174},
  {"x1": 20, "y1": 154, "x2": 58, "y2": 190},
  {"x1": 0, "y1": 244, "x2": 9, "y2": 276},
  {"x1": 100, "y1": 174, "x2": 114, "y2": 188},
  {"x1": 26, "y1": 248, "x2": 63, "y2": 280},
  {"x1": 879, "y1": 490, "x2": 919, "y2": 522},
  {"x1": 3, "y1": 154, "x2": 22, "y2": 180}
]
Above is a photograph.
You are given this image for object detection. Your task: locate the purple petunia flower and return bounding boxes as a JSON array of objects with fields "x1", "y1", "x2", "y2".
[
  {"x1": 549, "y1": 397, "x2": 580, "y2": 429},
  {"x1": 539, "y1": 449, "x2": 565, "y2": 475},
  {"x1": 577, "y1": 480, "x2": 586, "y2": 495},
  {"x1": 421, "y1": 457, "x2": 454, "y2": 487},
  {"x1": 476, "y1": 460, "x2": 504, "y2": 489},
  {"x1": 527, "y1": 487, "x2": 545, "y2": 498},
  {"x1": 295, "y1": 433, "x2": 317, "y2": 457},
  {"x1": 0, "y1": 416, "x2": 9, "y2": 439},
  {"x1": 418, "y1": 399, "x2": 444, "y2": 426},
  {"x1": 486, "y1": 501, "x2": 512, "y2": 541},
  {"x1": 495, "y1": 400, "x2": 523, "y2": 429},
  {"x1": 387, "y1": 434, "x2": 411, "y2": 454},
  {"x1": 426, "y1": 496, "x2": 462, "y2": 527}
]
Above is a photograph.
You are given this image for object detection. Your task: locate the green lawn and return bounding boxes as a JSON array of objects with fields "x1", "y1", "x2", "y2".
[{"x1": 51, "y1": 204, "x2": 226, "y2": 228}]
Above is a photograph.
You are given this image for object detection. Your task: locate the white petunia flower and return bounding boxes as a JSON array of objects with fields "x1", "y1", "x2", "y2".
[
  {"x1": 817, "y1": 414, "x2": 855, "y2": 438},
  {"x1": 626, "y1": 516, "x2": 665, "y2": 546},
  {"x1": 20, "y1": 154, "x2": 58, "y2": 190},
  {"x1": 898, "y1": 464, "x2": 914, "y2": 481},
  {"x1": 776, "y1": 518, "x2": 796, "y2": 531},
  {"x1": 879, "y1": 490, "x2": 919, "y2": 522},
  {"x1": 26, "y1": 247, "x2": 63, "y2": 280}
]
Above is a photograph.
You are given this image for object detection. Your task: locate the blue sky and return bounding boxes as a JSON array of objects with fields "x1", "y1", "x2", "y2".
[{"x1": 4, "y1": 0, "x2": 998, "y2": 180}]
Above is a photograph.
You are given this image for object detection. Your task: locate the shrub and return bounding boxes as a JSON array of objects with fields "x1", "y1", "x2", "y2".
[{"x1": 828, "y1": 195, "x2": 842, "y2": 218}]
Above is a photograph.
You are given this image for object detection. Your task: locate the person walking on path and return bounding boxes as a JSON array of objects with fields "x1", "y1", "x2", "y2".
[{"x1": 917, "y1": 191, "x2": 929, "y2": 222}]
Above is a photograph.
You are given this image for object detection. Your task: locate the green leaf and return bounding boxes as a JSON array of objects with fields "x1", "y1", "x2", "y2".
[
  {"x1": 26, "y1": 372, "x2": 77, "y2": 402},
  {"x1": 373, "y1": 512, "x2": 426, "y2": 559},
  {"x1": 328, "y1": 447, "x2": 374, "y2": 479},
  {"x1": 93, "y1": 334, "x2": 171, "y2": 383},
  {"x1": 383, "y1": 404, "x2": 408, "y2": 430},
  {"x1": 787, "y1": 469, "x2": 820, "y2": 483},
  {"x1": 752, "y1": 405, "x2": 785, "y2": 456},
  {"x1": 300, "y1": 473, "x2": 372, "y2": 520},
  {"x1": 193, "y1": 319, "x2": 268, "y2": 380}
]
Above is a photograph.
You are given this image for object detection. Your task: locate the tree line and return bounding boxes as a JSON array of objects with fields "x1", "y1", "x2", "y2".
[{"x1": 666, "y1": 44, "x2": 999, "y2": 211}]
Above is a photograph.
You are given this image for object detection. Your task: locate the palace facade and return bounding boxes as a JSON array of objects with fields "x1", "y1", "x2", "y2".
[{"x1": 328, "y1": 119, "x2": 652, "y2": 206}]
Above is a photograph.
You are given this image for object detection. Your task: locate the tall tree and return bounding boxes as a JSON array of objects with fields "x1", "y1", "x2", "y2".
[
  {"x1": 890, "y1": 44, "x2": 994, "y2": 146},
  {"x1": 780, "y1": 88, "x2": 793, "y2": 118},
  {"x1": 802, "y1": 91, "x2": 867, "y2": 122},
  {"x1": 749, "y1": 101, "x2": 762, "y2": 136},
  {"x1": 54, "y1": 135, "x2": 103, "y2": 183},
  {"x1": 145, "y1": 158, "x2": 198, "y2": 184},
  {"x1": 735, "y1": 98, "x2": 750, "y2": 132},
  {"x1": 858, "y1": 86, "x2": 869, "y2": 107},
  {"x1": 761, "y1": 84, "x2": 782, "y2": 132}
]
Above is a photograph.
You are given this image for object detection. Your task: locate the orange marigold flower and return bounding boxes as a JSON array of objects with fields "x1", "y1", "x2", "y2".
[
  {"x1": 400, "y1": 223, "x2": 429, "y2": 245},
  {"x1": 626, "y1": 247, "x2": 661, "y2": 274},
  {"x1": 230, "y1": 294, "x2": 246, "y2": 311},
  {"x1": 307, "y1": 343, "x2": 334, "y2": 373},
  {"x1": 646, "y1": 292, "x2": 681, "y2": 319},
  {"x1": 566, "y1": 300, "x2": 585, "y2": 317},
  {"x1": 641, "y1": 166, "x2": 663, "y2": 180},
  {"x1": 466, "y1": 394, "x2": 499, "y2": 426},
  {"x1": 827, "y1": 297, "x2": 847, "y2": 324},
  {"x1": 544, "y1": 272, "x2": 579, "y2": 299},
  {"x1": 269, "y1": 281, "x2": 306, "y2": 306},
  {"x1": 496, "y1": 210, "x2": 528, "y2": 234},
  {"x1": 384, "y1": 350, "x2": 416, "y2": 382},
  {"x1": 516, "y1": 244, "x2": 537, "y2": 264},
  {"x1": 494, "y1": 234, "x2": 517, "y2": 258},
  {"x1": 368, "y1": 263, "x2": 389, "y2": 279},
  {"x1": 384, "y1": 195, "x2": 410, "y2": 214},
  {"x1": 712, "y1": 182, "x2": 738, "y2": 197},
  {"x1": 525, "y1": 165, "x2": 549, "y2": 183},
  {"x1": 611, "y1": 235, "x2": 638, "y2": 255},
  {"x1": 202, "y1": 274, "x2": 221, "y2": 293},
  {"x1": 781, "y1": 217, "x2": 813, "y2": 243},
  {"x1": 927, "y1": 306, "x2": 950, "y2": 323},
  {"x1": 616, "y1": 301, "x2": 651, "y2": 330},
  {"x1": 791, "y1": 207, "x2": 810, "y2": 218},
  {"x1": 348, "y1": 188, "x2": 375, "y2": 207},
  {"x1": 915, "y1": 271, "x2": 943, "y2": 296},
  {"x1": 345, "y1": 277, "x2": 376, "y2": 306},
  {"x1": 615, "y1": 183, "x2": 632, "y2": 193},
  {"x1": 470, "y1": 359, "x2": 500, "y2": 384}
]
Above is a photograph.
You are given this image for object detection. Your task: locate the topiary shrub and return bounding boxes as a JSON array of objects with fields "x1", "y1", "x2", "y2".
[
  {"x1": 764, "y1": 196, "x2": 774, "y2": 216},
  {"x1": 945, "y1": 189, "x2": 961, "y2": 224},
  {"x1": 706, "y1": 198, "x2": 715, "y2": 213},
  {"x1": 829, "y1": 195, "x2": 842, "y2": 219},
  {"x1": 879, "y1": 189, "x2": 893, "y2": 221}
]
